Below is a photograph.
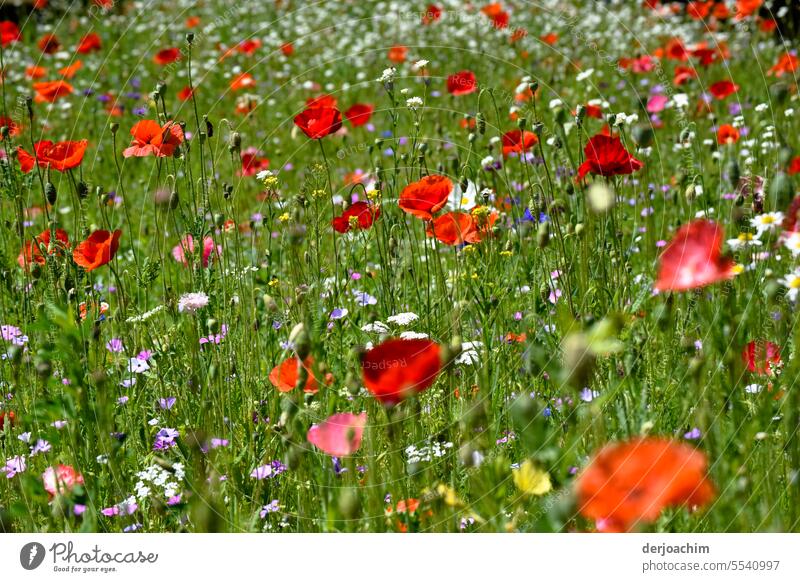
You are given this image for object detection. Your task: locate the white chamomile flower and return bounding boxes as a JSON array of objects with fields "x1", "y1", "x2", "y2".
[
  {"x1": 406, "y1": 96, "x2": 424, "y2": 109},
  {"x1": 779, "y1": 269, "x2": 800, "y2": 301},
  {"x1": 727, "y1": 232, "x2": 762, "y2": 250},
  {"x1": 412, "y1": 59, "x2": 429, "y2": 70},
  {"x1": 783, "y1": 231, "x2": 800, "y2": 256},
  {"x1": 751, "y1": 211, "x2": 784, "y2": 235}
]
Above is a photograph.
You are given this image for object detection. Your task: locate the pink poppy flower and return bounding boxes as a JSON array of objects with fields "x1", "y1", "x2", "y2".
[
  {"x1": 646, "y1": 95, "x2": 669, "y2": 113},
  {"x1": 172, "y1": 235, "x2": 220, "y2": 267},
  {"x1": 42, "y1": 464, "x2": 84, "y2": 497},
  {"x1": 654, "y1": 220, "x2": 735, "y2": 292},
  {"x1": 306, "y1": 412, "x2": 367, "y2": 457}
]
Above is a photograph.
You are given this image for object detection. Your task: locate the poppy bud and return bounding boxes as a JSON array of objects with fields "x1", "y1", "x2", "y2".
[
  {"x1": 204, "y1": 116, "x2": 214, "y2": 138},
  {"x1": 25, "y1": 96, "x2": 33, "y2": 119},
  {"x1": 77, "y1": 181, "x2": 89, "y2": 199},
  {"x1": 338, "y1": 488, "x2": 360, "y2": 519},
  {"x1": 186, "y1": 33, "x2": 195, "y2": 45},
  {"x1": 533, "y1": 122, "x2": 544, "y2": 137},
  {"x1": 45, "y1": 182, "x2": 57, "y2": 205},
  {"x1": 769, "y1": 172, "x2": 793, "y2": 209},
  {"x1": 537, "y1": 221, "x2": 550, "y2": 248},
  {"x1": 726, "y1": 159, "x2": 740, "y2": 188},
  {"x1": 529, "y1": 80, "x2": 539, "y2": 93},
  {"x1": 289, "y1": 323, "x2": 311, "y2": 359},
  {"x1": 169, "y1": 190, "x2": 179, "y2": 209},
  {"x1": 156, "y1": 81, "x2": 167, "y2": 98},
  {"x1": 109, "y1": 122, "x2": 119, "y2": 134},
  {"x1": 476, "y1": 113, "x2": 486, "y2": 134}
]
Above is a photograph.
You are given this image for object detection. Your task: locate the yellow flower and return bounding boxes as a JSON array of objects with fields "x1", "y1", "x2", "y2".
[
  {"x1": 513, "y1": 460, "x2": 552, "y2": 497},
  {"x1": 278, "y1": 213, "x2": 290, "y2": 222},
  {"x1": 731, "y1": 263, "x2": 744, "y2": 275},
  {"x1": 500, "y1": 250, "x2": 513, "y2": 257},
  {"x1": 436, "y1": 484, "x2": 463, "y2": 507},
  {"x1": 268, "y1": 279, "x2": 280, "y2": 288},
  {"x1": 366, "y1": 189, "x2": 380, "y2": 202}
]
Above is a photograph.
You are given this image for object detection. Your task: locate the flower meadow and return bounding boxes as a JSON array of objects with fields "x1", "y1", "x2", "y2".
[{"x1": 0, "y1": 0, "x2": 799, "y2": 534}]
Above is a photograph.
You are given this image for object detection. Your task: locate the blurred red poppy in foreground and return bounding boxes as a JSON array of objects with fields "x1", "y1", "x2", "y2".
[
  {"x1": 42, "y1": 465, "x2": 84, "y2": 498},
  {"x1": 18, "y1": 140, "x2": 88, "y2": 173},
  {"x1": 307, "y1": 412, "x2": 367, "y2": 457},
  {"x1": 73, "y1": 230, "x2": 122, "y2": 271},
  {"x1": 501, "y1": 129, "x2": 538, "y2": 158},
  {"x1": 742, "y1": 340, "x2": 781, "y2": 376},
  {"x1": 33, "y1": 80, "x2": 74, "y2": 103},
  {"x1": 0, "y1": 21, "x2": 20, "y2": 46},
  {"x1": 576, "y1": 437, "x2": 715, "y2": 532},
  {"x1": 269, "y1": 356, "x2": 320, "y2": 394},
  {"x1": 18, "y1": 228, "x2": 69, "y2": 269},
  {"x1": 123, "y1": 120, "x2": 183, "y2": 158},
  {"x1": 344, "y1": 103, "x2": 374, "y2": 127},
  {"x1": 332, "y1": 201, "x2": 380, "y2": 233},
  {"x1": 294, "y1": 106, "x2": 342, "y2": 139},
  {"x1": 361, "y1": 338, "x2": 442, "y2": 405},
  {"x1": 447, "y1": 70, "x2": 477, "y2": 96},
  {"x1": 399, "y1": 175, "x2": 453, "y2": 220},
  {"x1": 577, "y1": 134, "x2": 643, "y2": 180},
  {"x1": 654, "y1": 220, "x2": 735, "y2": 292},
  {"x1": 0, "y1": 410, "x2": 14, "y2": 430}
]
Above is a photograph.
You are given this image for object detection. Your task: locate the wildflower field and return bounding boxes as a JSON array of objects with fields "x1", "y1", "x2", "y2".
[{"x1": 0, "y1": 0, "x2": 799, "y2": 534}]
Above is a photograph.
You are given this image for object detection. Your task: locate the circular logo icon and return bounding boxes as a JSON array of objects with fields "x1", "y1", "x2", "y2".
[{"x1": 20, "y1": 542, "x2": 46, "y2": 570}]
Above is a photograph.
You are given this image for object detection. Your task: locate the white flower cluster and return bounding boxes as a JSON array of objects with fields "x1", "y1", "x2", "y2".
[
  {"x1": 134, "y1": 463, "x2": 185, "y2": 501},
  {"x1": 405, "y1": 440, "x2": 453, "y2": 464}
]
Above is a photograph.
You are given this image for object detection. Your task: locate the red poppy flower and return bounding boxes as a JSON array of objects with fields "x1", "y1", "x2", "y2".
[
  {"x1": 576, "y1": 437, "x2": 715, "y2": 532},
  {"x1": 481, "y1": 3, "x2": 509, "y2": 29},
  {"x1": 577, "y1": 134, "x2": 643, "y2": 180},
  {"x1": 388, "y1": 45, "x2": 408, "y2": 63},
  {"x1": 426, "y1": 211, "x2": 478, "y2": 246},
  {"x1": 709, "y1": 80, "x2": 739, "y2": 100},
  {"x1": 0, "y1": 410, "x2": 14, "y2": 430},
  {"x1": 769, "y1": 53, "x2": 798, "y2": 77},
  {"x1": 58, "y1": 61, "x2": 82, "y2": 79},
  {"x1": 501, "y1": 129, "x2": 538, "y2": 158},
  {"x1": 73, "y1": 230, "x2": 122, "y2": 271},
  {"x1": 154, "y1": 47, "x2": 181, "y2": 65},
  {"x1": 37, "y1": 34, "x2": 60, "y2": 54},
  {"x1": 306, "y1": 94, "x2": 337, "y2": 108},
  {"x1": 123, "y1": 120, "x2": 183, "y2": 158},
  {"x1": 281, "y1": 42, "x2": 294, "y2": 56},
  {"x1": 269, "y1": 356, "x2": 320, "y2": 394},
  {"x1": 332, "y1": 201, "x2": 380, "y2": 233},
  {"x1": 230, "y1": 73, "x2": 256, "y2": 91},
  {"x1": 17, "y1": 140, "x2": 88, "y2": 173},
  {"x1": 18, "y1": 228, "x2": 69, "y2": 269},
  {"x1": 177, "y1": 86, "x2": 194, "y2": 101},
  {"x1": 654, "y1": 220, "x2": 735, "y2": 292},
  {"x1": 344, "y1": 103, "x2": 374, "y2": 127},
  {"x1": 185, "y1": 16, "x2": 201, "y2": 28},
  {"x1": 540, "y1": 32, "x2": 559, "y2": 45},
  {"x1": 0, "y1": 115, "x2": 21, "y2": 139},
  {"x1": 422, "y1": 4, "x2": 442, "y2": 25},
  {"x1": 735, "y1": 0, "x2": 763, "y2": 19},
  {"x1": 788, "y1": 157, "x2": 800, "y2": 176},
  {"x1": 293, "y1": 106, "x2": 342, "y2": 139},
  {"x1": 673, "y1": 65, "x2": 698, "y2": 85},
  {"x1": 742, "y1": 340, "x2": 781, "y2": 376},
  {"x1": 0, "y1": 21, "x2": 20, "y2": 46},
  {"x1": 399, "y1": 175, "x2": 453, "y2": 220},
  {"x1": 447, "y1": 70, "x2": 477, "y2": 96},
  {"x1": 33, "y1": 80, "x2": 74, "y2": 103},
  {"x1": 76, "y1": 32, "x2": 102, "y2": 55},
  {"x1": 665, "y1": 38, "x2": 689, "y2": 61},
  {"x1": 26, "y1": 65, "x2": 47, "y2": 80},
  {"x1": 361, "y1": 338, "x2": 442, "y2": 405},
  {"x1": 239, "y1": 148, "x2": 270, "y2": 176},
  {"x1": 237, "y1": 39, "x2": 261, "y2": 55},
  {"x1": 717, "y1": 124, "x2": 740, "y2": 145}
]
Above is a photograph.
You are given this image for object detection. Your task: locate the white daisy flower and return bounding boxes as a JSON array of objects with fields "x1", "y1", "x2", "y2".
[
  {"x1": 751, "y1": 212, "x2": 784, "y2": 235},
  {"x1": 727, "y1": 232, "x2": 762, "y2": 250}
]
